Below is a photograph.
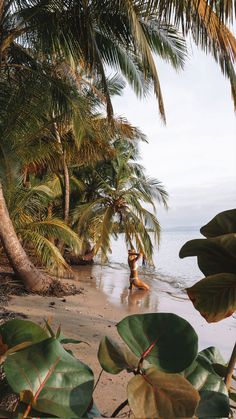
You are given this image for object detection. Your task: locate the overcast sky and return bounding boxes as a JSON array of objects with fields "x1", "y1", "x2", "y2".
[{"x1": 113, "y1": 46, "x2": 236, "y2": 230}]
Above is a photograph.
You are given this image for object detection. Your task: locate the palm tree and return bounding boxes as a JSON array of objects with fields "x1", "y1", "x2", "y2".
[
  {"x1": 1, "y1": 174, "x2": 83, "y2": 276},
  {"x1": 0, "y1": 0, "x2": 235, "y2": 291},
  {"x1": 73, "y1": 140, "x2": 168, "y2": 262},
  {"x1": 1, "y1": 1, "x2": 235, "y2": 115},
  {"x1": 0, "y1": 60, "x2": 95, "y2": 290},
  {"x1": 0, "y1": 62, "x2": 145, "y2": 289}
]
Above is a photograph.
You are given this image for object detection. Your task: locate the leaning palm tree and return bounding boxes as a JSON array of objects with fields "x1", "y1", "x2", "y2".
[
  {"x1": 0, "y1": 64, "x2": 94, "y2": 291},
  {"x1": 73, "y1": 140, "x2": 168, "y2": 262},
  {"x1": 0, "y1": 0, "x2": 235, "y2": 292},
  {"x1": 0, "y1": 63, "x2": 145, "y2": 289},
  {"x1": 1, "y1": 174, "x2": 83, "y2": 277}
]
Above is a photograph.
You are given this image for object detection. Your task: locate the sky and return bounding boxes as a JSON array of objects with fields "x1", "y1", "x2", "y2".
[{"x1": 113, "y1": 46, "x2": 236, "y2": 230}]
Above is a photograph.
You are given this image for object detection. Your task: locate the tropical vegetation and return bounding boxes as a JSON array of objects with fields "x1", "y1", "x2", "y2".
[
  {"x1": 0, "y1": 1, "x2": 235, "y2": 416},
  {"x1": 180, "y1": 208, "x2": 236, "y2": 404},
  {"x1": 0, "y1": 209, "x2": 235, "y2": 418},
  {"x1": 0, "y1": 0, "x2": 235, "y2": 291}
]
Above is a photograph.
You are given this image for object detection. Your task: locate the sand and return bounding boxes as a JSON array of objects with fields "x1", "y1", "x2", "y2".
[{"x1": 3, "y1": 264, "x2": 236, "y2": 417}]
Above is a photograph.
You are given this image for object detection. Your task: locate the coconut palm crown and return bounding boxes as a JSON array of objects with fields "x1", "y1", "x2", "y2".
[{"x1": 73, "y1": 140, "x2": 168, "y2": 262}]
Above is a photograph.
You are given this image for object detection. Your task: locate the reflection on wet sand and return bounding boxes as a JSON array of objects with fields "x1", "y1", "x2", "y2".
[
  {"x1": 73, "y1": 264, "x2": 162, "y2": 311},
  {"x1": 72, "y1": 263, "x2": 236, "y2": 360},
  {"x1": 120, "y1": 288, "x2": 157, "y2": 311}
]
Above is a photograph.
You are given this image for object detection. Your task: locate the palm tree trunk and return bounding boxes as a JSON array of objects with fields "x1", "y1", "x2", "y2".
[
  {"x1": 63, "y1": 150, "x2": 70, "y2": 224},
  {"x1": 53, "y1": 121, "x2": 70, "y2": 255},
  {"x1": 53, "y1": 121, "x2": 70, "y2": 223},
  {"x1": 0, "y1": 182, "x2": 51, "y2": 292}
]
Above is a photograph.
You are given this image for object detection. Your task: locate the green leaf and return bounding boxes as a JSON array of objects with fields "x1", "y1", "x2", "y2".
[
  {"x1": 200, "y1": 209, "x2": 236, "y2": 238},
  {"x1": 184, "y1": 347, "x2": 227, "y2": 395},
  {"x1": 184, "y1": 347, "x2": 229, "y2": 417},
  {"x1": 196, "y1": 390, "x2": 230, "y2": 417},
  {"x1": 186, "y1": 273, "x2": 236, "y2": 322},
  {"x1": 98, "y1": 336, "x2": 140, "y2": 374},
  {"x1": 117, "y1": 313, "x2": 198, "y2": 373},
  {"x1": 179, "y1": 236, "x2": 236, "y2": 276},
  {"x1": 212, "y1": 363, "x2": 227, "y2": 378},
  {"x1": 0, "y1": 319, "x2": 48, "y2": 350},
  {"x1": 127, "y1": 366, "x2": 200, "y2": 418},
  {"x1": 4, "y1": 338, "x2": 94, "y2": 418},
  {"x1": 59, "y1": 337, "x2": 88, "y2": 345}
]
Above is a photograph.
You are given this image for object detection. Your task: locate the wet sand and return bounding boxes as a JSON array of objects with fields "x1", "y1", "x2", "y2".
[{"x1": 5, "y1": 263, "x2": 236, "y2": 416}]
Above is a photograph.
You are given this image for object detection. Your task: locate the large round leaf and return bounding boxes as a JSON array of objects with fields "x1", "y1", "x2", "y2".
[
  {"x1": 4, "y1": 338, "x2": 94, "y2": 418},
  {"x1": 127, "y1": 366, "x2": 200, "y2": 418},
  {"x1": 117, "y1": 313, "x2": 198, "y2": 373},
  {"x1": 200, "y1": 209, "x2": 236, "y2": 238},
  {"x1": 196, "y1": 391, "x2": 230, "y2": 418},
  {"x1": 184, "y1": 347, "x2": 229, "y2": 418},
  {"x1": 0, "y1": 319, "x2": 48, "y2": 349},
  {"x1": 98, "y1": 336, "x2": 140, "y2": 374},
  {"x1": 184, "y1": 347, "x2": 227, "y2": 394},
  {"x1": 179, "y1": 237, "x2": 236, "y2": 276},
  {"x1": 186, "y1": 273, "x2": 236, "y2": 322}
]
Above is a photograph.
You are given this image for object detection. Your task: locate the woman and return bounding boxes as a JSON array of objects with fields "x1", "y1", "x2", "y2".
[{"x1": 128, "y1": 249, "x2": 149, "y2": 291}]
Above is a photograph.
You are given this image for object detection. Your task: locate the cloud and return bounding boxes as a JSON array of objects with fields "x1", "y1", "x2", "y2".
[{"x1": 113, "y1": 47, "x2": 236, "y2": 228}]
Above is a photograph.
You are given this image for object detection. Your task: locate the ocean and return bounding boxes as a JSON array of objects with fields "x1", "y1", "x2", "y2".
[
  {"x1": 107, "y1": 229, "x2": 202, "y2": 289},
  {"x1": 75, "y1": 228, "x2": 235, "y2": 359}
]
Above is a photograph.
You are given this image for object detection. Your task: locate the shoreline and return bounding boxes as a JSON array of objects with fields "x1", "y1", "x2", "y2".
[{"x1": 3, "y1": 264, "x2": 236, "y2": 416}]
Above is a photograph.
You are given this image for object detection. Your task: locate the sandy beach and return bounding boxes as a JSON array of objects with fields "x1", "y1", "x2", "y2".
[{"x1": 4, "y1": 263, "x2": 236, "y2": 417}]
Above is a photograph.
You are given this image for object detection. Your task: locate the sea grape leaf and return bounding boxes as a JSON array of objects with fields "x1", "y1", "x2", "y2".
[
  {"x1": 4, "y1": 337, "x2": 94, "y2": 418},
  {"x1": 212, "y1": 363, "x2": 227, "y2": 378},
  {"x1": 127, "y1": 366, "x2": 200, "y2": 418},
  {"x1": 186, "y1": 273, "x2": 236, "y2": 322},
  {"x1": 196, "y1": 390, "x2": 230, "y2": 417},
  {"x1": 0, "y1": 341, "x2": 42, "y2": 365},
  {"x1": 0, "y1": 319, "x2": 48, "y2": 349},
  {"x1": 59, "y1": 337, "x2": 88, "y2": 345},
  {"x1": 200, "y1": 209, "x2": 236, "y2": 238},
  {"x1": 184, "y1": 347, "x2": 227, "y2": 395},
  {"x1": 179, "y1": 236, "x2": 236, "y2": 276},
  {"x1": 184, "y1": 347, "x2": 229, "y2": 417},
  {"x1": 98, "y1": 336, "x2": 140, "y2": 374},
  {"x1": 117, "y1": 313, "x2": 198, "y2": 373}
]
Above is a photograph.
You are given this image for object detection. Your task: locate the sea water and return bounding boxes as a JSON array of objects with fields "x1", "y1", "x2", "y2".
[
  {"x1": 107, "y1": 229, "x2": 202, "y2": 289},
  {"x1": 75, "y1": 228, "x2": 235, "y2": 359}
]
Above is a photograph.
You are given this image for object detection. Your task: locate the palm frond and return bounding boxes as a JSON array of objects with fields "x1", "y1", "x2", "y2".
[
  {"x1": 20, "y1": 229, "x2": 70, "y2": 276},
  {"x1": 94, "y1": 205, "x2": 115, "y2": 260},
  {"x1": 141, "y1": 20, "x2": 187, "y2": 69},
  {"x1": 120, "y1": 0, "x2": 166, "y2": 121},
  {"x1": 23, "y1": 218, "x2": 82, "y2": 255}
]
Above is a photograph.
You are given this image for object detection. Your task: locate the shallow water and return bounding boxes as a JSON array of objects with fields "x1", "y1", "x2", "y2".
[
  {"x1": 108, "y1": 230, "x2": 202, "y2": 284},
  {"x1": 73, "y1": 229, "x2": 235, "y2": 360},
  {"x1": 77, "y1": 229, "x2": 202, "y2": 310}
]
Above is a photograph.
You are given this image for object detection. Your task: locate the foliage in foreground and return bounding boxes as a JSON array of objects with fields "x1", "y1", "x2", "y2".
[
  {"x1": 180, "y1": 208, "x2": 236, "y2": 410},
  {"x1": 0, "y1": 209, "x2": 235, "y2": 418},
  {"x1": 180, "y1": 208, "x2": 236, "y2": 323},
  {"x1": 0, "y1": 313, "x2": 233, "y2": 419}
]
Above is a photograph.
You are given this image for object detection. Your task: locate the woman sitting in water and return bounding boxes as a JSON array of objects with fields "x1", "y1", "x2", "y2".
[{"x1": 128, "y1": 249, "x2": 149, "y2": 291}]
